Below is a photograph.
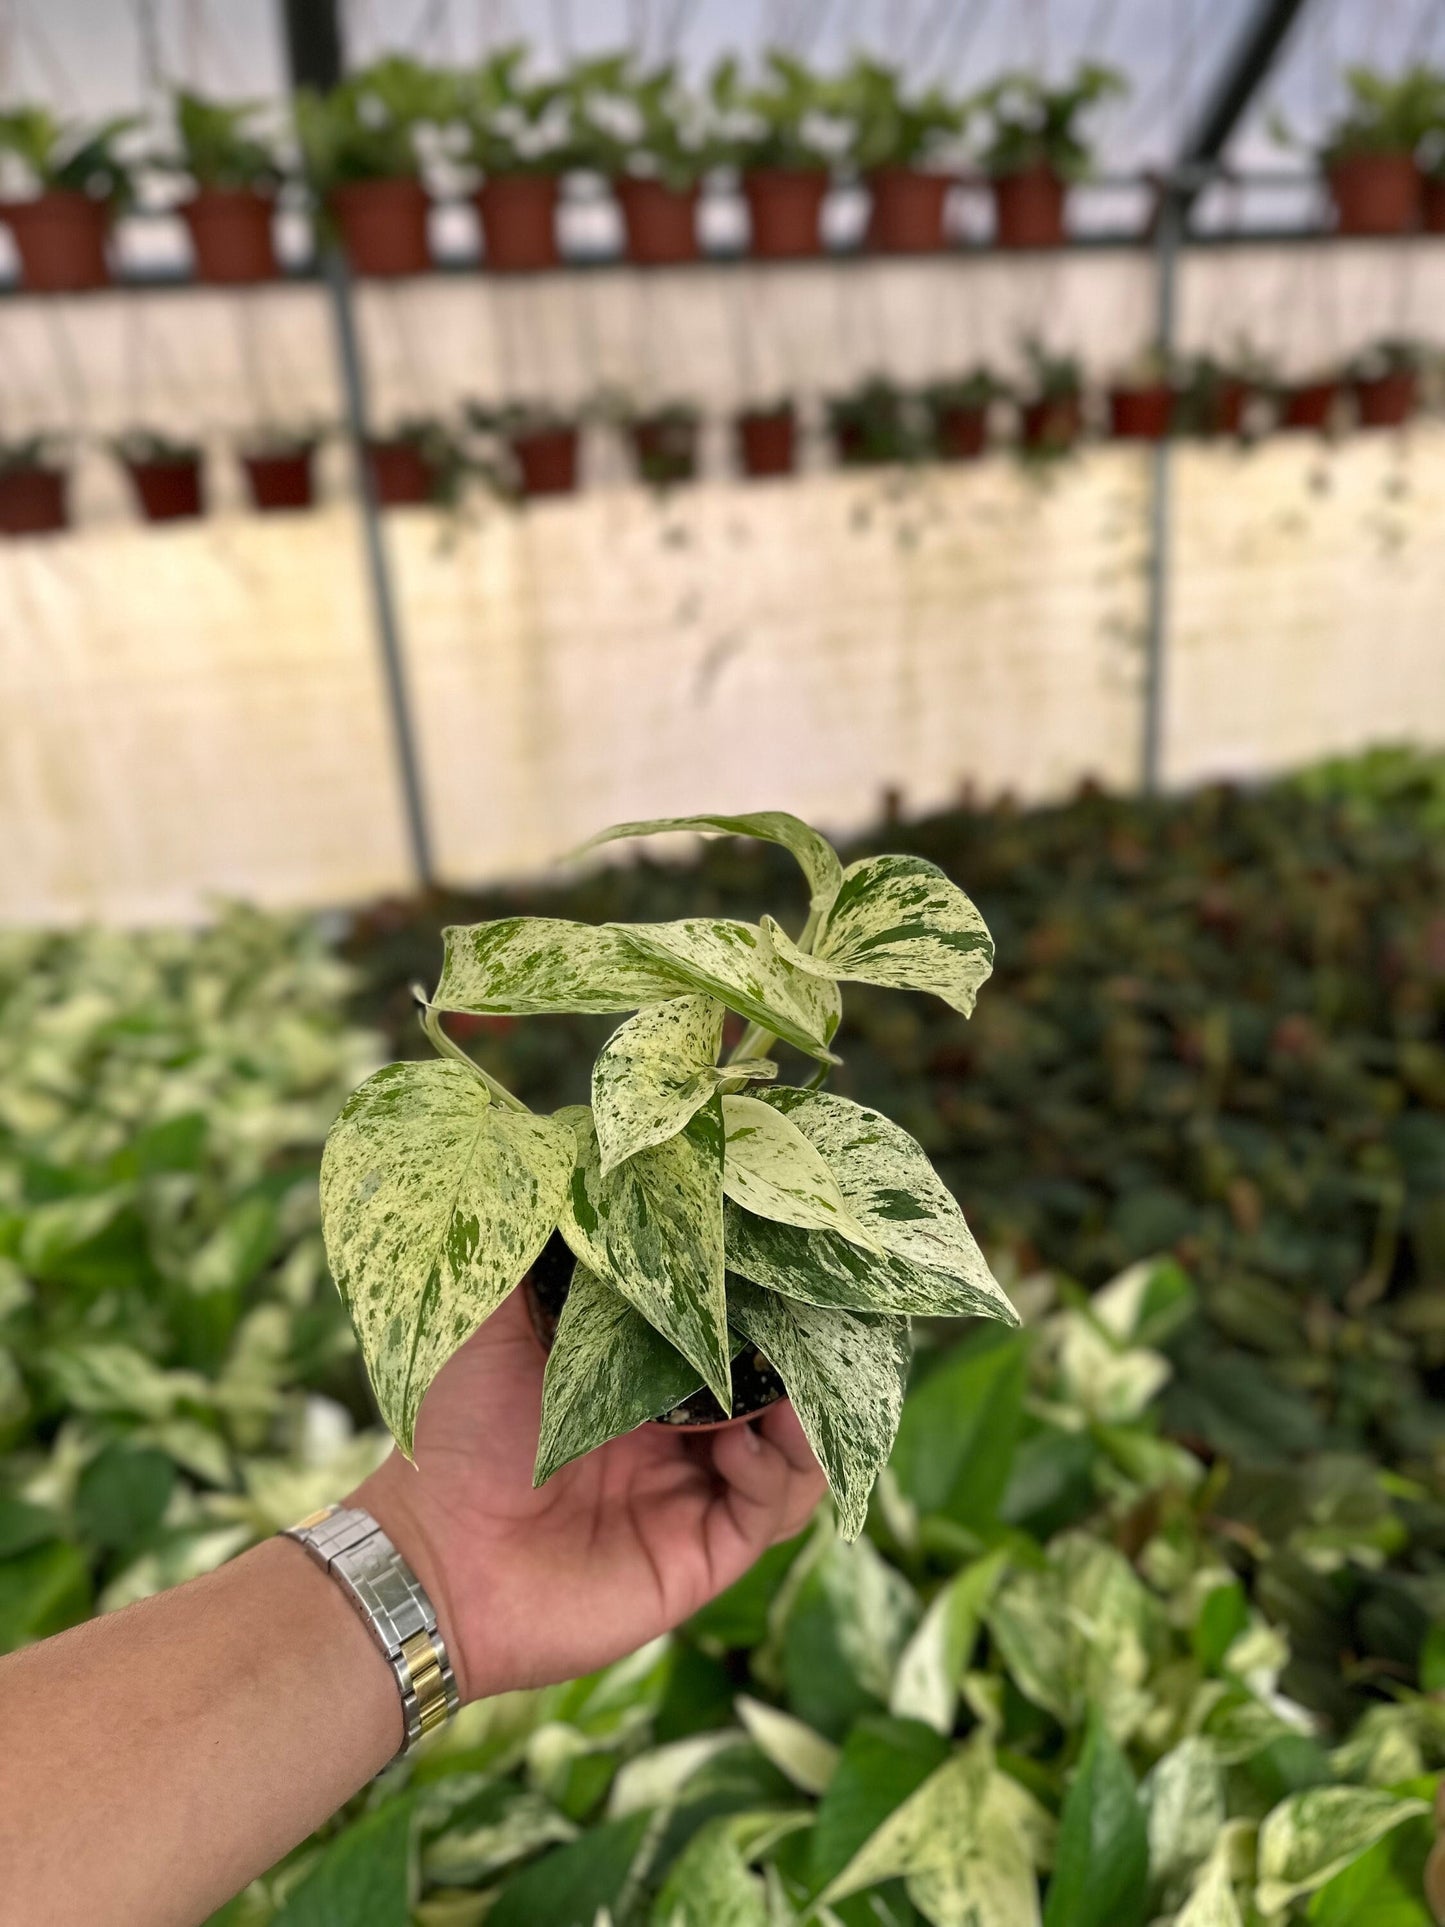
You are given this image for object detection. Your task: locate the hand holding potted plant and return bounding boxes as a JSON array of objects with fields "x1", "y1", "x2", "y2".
[
  {"x1": 977, "y1": 63, "x2": 1126, "y2": 249},
  {"x1": 296, "y1": 56, "x2": 450, "y2": 276},
  {"x1": 0, "y1": 106, "x2": 135, "y2": 291},
  {"x1": 838, "y1": 55, "x2": 968, "y2": 253},
  {"x1": 170, "y1": 90, "x2": 282, "y2": 283},
  {"x1": 112, "y1": 430, "x2": 205, "y2": 522},
  {"x1": 569, "y1": 53, "x2": 718, "y2": 265},
  {"x1": 0, "y1": 434, "x2": 69, "y2": 535},
  {"x1": 320, "y1": 811, "x2": 1017, "y2": 1538},
  {"x1": 455, "y1": 46, "x2": 575, "y2": 272},
  {"x1": 711, "y1": 51, "x2": 848, "y2": 259}
]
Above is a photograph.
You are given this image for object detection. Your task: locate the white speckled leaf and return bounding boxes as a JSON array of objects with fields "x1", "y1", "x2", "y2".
[
  {"x1": 1254, "y1": 1786, "x2": 1428, "y2": 1915},
  {"x1": 558, "y1": 1101, "x2": 732, "y2": 1408},
  {"x1": 592, "y1": 996, "x2": 727, "y2": 1176},
  {"x1": 610, "y1": 919, "x2": 841, "y2": 1063},
  {"x1": 734, "y1": 1697, "x2": 839, "y2": 1795},
  {"x1": 320, "y1": 1060, "x2": 573, "y2": 1455},
  {"x1": 434, "y1": 917, "x2": 686, "y2": 1015},
  {"x1": 720, "y1": 1095, "x2": 881, "y2": 1252},
  {"x1": 727, "y1": 1281, "x2": 909, "y2": 1540},
  {"x1": 890, "y1": 1548, "x2": 1009, "y2": 1734},
  {"x1": 575, "y1": 810, "x2": 844, "y2": 914},
  {"x1": 534, "y1": 1262, "x2": 703, "y2": 1484},
  {"x1": 771, "y1": 854, "x2": 994, "y2": 1016},
  {"x1": 1175, "y1": 1850, "x2": 1244, "y2": 1927}
]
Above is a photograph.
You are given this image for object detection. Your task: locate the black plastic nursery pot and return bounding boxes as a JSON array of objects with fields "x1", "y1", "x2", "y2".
[
  {"x1": 511, "y1": 425, "x2": 579, "y2": 497},
  {"x1": 736, "y1": 405, "x2": 796, "y2": 477},
  {"x1": 523, "y1": 1233, "x2": 785, "y2": 1432},
  {"x1": 742, "y1": 168, "x2": 830, "y2": 259},
  {"x1": 616, "y1": 177, "x2": 700, "y2": 265},
  {"x1": 992, "y1": 163, "x2": 1067, "y2": 249},
  {"x1": 476, "y1": 174, "x2": 561, "y2": 272},
  {"x1": 365, "y1": 439, "x2": 436, "y2": 506},
  {"x1": 1355, "y1": 370, "x2": 1418, "y2": 429},
  {"x1": 866, "y1": 167, "x2": 952, "y2": 253},
  {"x1": 183, "y1": 188, "x2": 278, "y2": 284},
  {"x1": 331, "y1": 177, "x2": 431, "y2": 277},
  {"x1": 1326, "y1": 152, "x2": 1420, "y2": 236},
  {"x1": 4, "y1": 191, "x2": 110, "y2": 291},
  {"x1": 0, "y1": 465, "x2": 68, "y2": 535},
  {"x1": 1108, "y1": 384, "x2": 1175, "y2": 441},
  {"x1": 242, "y1": 448, "x2": 315, "y2": 512},
  {"x1": 126, "y1": 458, "x2": 204, "y2": 523}
]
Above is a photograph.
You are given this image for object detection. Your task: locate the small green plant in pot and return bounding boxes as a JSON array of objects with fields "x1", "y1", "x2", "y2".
[
  {"x1": 712, "y1": 50, "x2": 848, "y2": 258},
  {"x1": 923, "y1": 368, "x2": 1007, "y2": 459},
  {"x1": 170, "y1": 90, "x2": 283, "y2": 284},
  {"x1": 1298, "y1": 65, "x2": 1441, "y2": 235},
  {"x1": 978, "y1": 63, "x2": 1126, "y2": 248},
  {"x1": 568, "y1": 52, "x2": 720, "y2": 265},
  {"x1": 0, "y1": 432, "x2": 68, "y2": 535},
  {"x1": 0, "y1": 106, "x2": 136, "y2": 290},
  {"x1": 1017, "y1": 338, "x2": 1086, "y2": 455},
  {"x1": 455, "y1": 46, "x2": 576, "y2": 272},
  {"x1": 111, "y1": 429, "x2": 205, "y2": 523},
  {"x1": 837, "y1": 55, "x2": 968, "y2": 252},
  {"x1": 828, "y1": 376, "x2": 927, "y2": 467},
  {"x1": 1349, "y1": 336, "x2": 1429, "y2": 428},
  {"x1": 320, "y1": 811, "x2": 1017, "y2": 1537},
  {"x1": 296, "y1": 56, "x2": 451, "y2": 276}
]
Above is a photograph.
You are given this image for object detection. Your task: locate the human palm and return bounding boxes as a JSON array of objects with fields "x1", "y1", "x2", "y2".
[{"x1": 354, "y1": 1288, "x2": 825, "y2": 1702}]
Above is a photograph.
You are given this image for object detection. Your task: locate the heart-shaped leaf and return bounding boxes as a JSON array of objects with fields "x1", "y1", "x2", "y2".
[
  {"x1": 534, "y1": 1262, "x2": 703, "y2": 1484},
  {"x1": 575, "y1": 810, "x2": 844, "y2": 914},
  {"x1": 592, "y1": 996, "x2": 726, "y2": 1176},
  {"x1": 320, "y1": 1060, "x2": 573, "y2": 1455},
  {"x1": 610, "y1": 918, "x2": 841, "y2": 1063},
  {"x1": 728, "y1": 1281, "x2": 909, "y2": 1539},
  {"x1": 557, "y1": 1101, "x2": 732, "y2": 1408},
  {"x1": 721, "y1": 1094, "x2": 881, "y2": 1251},
  {"x1": 434, "y1": 917, "x2": 686, "y2": 1016}
]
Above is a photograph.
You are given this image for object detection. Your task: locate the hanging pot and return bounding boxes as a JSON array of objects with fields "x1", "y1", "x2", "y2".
[
  {"x1": 510, "y1": 424, "x2": 579, "y2": 497},
  {"x1": 1279, "y1": 381, "x2": 1338, "y2": 432},
  {"x1": 0, "y1": 465, "x2": 68, "y2": 535},
  {"x1": 242, "y1": 448, "x2": 315, "y2": 512},
  {"x1": 1355, "y1": 370, "x2": 1418, "y2": 429},
  {"x1": 365, "y1": 438, "x2": 435, "y2": 506},
  {"x1": 932, "y1": 403, "x2": 989, "y2": 460},
  {"x1": 616, "y1": 177, "x2": 700, "y2": 265},
  {"x1": 742, "y1": 167, "x2": 830, "y2": 259},
  {"x1": 1108, "y1": 385, "x2": 1175, "y2": 441},
  {"x1": 1422, "y1": 174, "x2": 1445, "y2": 231},
  {"x1": 4, "y1": 191, "x2": 110, "y2": 292},
  {"x1": 523, "y1": 1236, "x2": 785, "y2": 1435},
  {"x1": 476, "y1": 174, "x2": 560, "y2": 272},
  {"x1": 1020, "y1": 393, "x2": 1083, "y2": 451},
  {"x1": 1206, "y1": 381, "x2": 1250, "y2": 437},
  {"x1": 992, "y1": 164, "x2": 1067, "y2": 249},
  {"x1": 330, "y1": 177, "x2": 431, "y2": 277},
  {"x1": 630, "y1": 415, "x2": 699, "y2": 486},
  {"x1": 736, "y1": 405, "x2": 796, "y2": 477},
  {"x1": 1325, "y1": 153, "x2": 1420, "y2": 236},
  {"x1": 866, "y1": 168, "x2": 952, "y2": 253},
  {"x1": 126, "y1": 457, "x2": 204, "y2": 523},
  {"x1": 182, "y1": 187, "x2": 278, "y2": 284}
]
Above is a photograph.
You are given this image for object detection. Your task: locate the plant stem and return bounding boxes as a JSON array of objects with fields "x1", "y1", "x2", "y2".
[
  {"x1": 722, "y1": 905, "x2": 824, "y2": 1082},
  {"x1": 414, "y1": 989, "x2": 529, "y2": 1111}
]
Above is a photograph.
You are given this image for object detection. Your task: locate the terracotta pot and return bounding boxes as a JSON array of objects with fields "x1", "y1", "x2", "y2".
[
  {"x1": 1021, "y1": 393, "x2": 1082, "y2": 451},
  {"x1": 866, "y1": 167, "x2": 952, "y2": 253},
  {"x1": 1208, "y1": 382, "x2": 1249, "y2": 437},
  {"x1": 330, "y1": 177, "x2": 431, "y2": 277},
  {"x1": 992, "y1": 164, "x2": 1067, "y2": 249},
  {"x1": 126, "y1": 458, "x2": 204, "y2": 523},
  {"x1": 932, "y1": 403, "x2": 988, "y2": 460},
  {"x1": 1355, "y1": 370, "x2": 1418, "y2": 429},
  {"x1": 365, "y1": 439, "x2": 435, "y2": 506},
  {"x1": 511, "y1": 425, "x2": 578, "y2": 497},
  {"x1": 4, "y1": 191, "x2": 110, "y2": 291},
  {"x1": 736, "y1": 405, "x2": 796, "y2": 477},
  {"x1": 1326, "y1": 152, "x2": 1420, "y2": 236},
  {"x1": 1422, "y1": 175, "x2": 1445, "y2": 232},
  {"x1": 631, "y1": 416, "x2": 698, "y2": 486},
  {"x1": 0, "y1": 466, "x2": 68, "y2": 535},
  {"x1": 616, "y1": 177, "x2": 700, "y2": 265},
  {"x1": 242, "y1": 448, "x2": 314, "y2": 512},
  {"x1": 1280, "y1": 381, "x2": 1338, "y2": 432},
  {"x1": 1108, "y1": 384, "x2": 1175, "y2": 441},
  {"x1": 182, "y1": 187, "x2": 277, "y2": 284},
  {"x1": 476, "y1": 174, "x2": 560, "y2": 272},
  {"x1": 742, "y1": 167, "x2": 829, "y2": 259}
]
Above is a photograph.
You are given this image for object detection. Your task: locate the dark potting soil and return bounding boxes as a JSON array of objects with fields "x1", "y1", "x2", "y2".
[{"x1": 526, "y1": 1231, "x2": 786, "y2": 1427}]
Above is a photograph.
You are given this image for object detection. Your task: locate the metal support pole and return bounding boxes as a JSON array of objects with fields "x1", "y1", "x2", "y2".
[
  {"x1": 1141, "y1": 187, "x2": 1181, "y2": 798},
  {"x1": 279, "y1": 0, "x2": 435, "y2": 888}
]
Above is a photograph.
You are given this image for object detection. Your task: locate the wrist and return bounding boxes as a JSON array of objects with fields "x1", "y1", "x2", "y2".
[{"x1": 347, "y1": 1454, "x2": 481, "y2": 1706}]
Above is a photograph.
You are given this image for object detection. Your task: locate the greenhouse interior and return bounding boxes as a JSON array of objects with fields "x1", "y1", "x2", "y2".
[{"x1": 3, "y1": 0, "x2": 1445, "y2": 1922}]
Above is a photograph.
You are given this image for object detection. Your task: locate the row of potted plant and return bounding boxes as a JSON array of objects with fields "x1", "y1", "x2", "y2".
[{"x1": 2, "y1": 339, "x2": 1431, "y2": 537}]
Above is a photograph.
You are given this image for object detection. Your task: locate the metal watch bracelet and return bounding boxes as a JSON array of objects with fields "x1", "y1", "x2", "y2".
[{"x1": 283, "y1": 1504, "x2": 460, "y2": 1755}]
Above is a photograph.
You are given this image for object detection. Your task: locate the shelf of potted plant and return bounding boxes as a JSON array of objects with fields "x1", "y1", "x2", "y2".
[
  {"x1": 170, "y1": 91, "x2": 282, "y2": 284},
  {"x1": 1350, "y1": 337, "x2": 1426, "y2": 428},
  {"x1": 569, "y1": 53, "x2": 715, "y2": 266},
  {"x1": 296, "y1": 56, "x2": 447, "y2": 277},
  {"x1": 113, "y1": 430, "x2": 205, "y2": 522},
  {"x1": 1289, "y1": 65, "x2": 1440, "y2": 236},
  {"x1": 923, "y1": 370, "x2": 1004, "y2": 459},
  {"x1": 239, "y1": 427, "x2": 321, "y2": 512},
  {"x1": 977, "y1": 64, "x2": 1126, "y2": 250},
  {"x1": 840, "y1": 56, "x2": 968, "y2": 254},
  {"x1": 735, "y1": 401, "x2": 797, "y2": 478},
  {"x1": 0, "y1": 106, "x2": 134, "y2": 292},
  {"x1": 456, "y1": 48, "x2": 574, "y2": 273},
  {"x1": 713, "y1": 51, "x2": 843, "y2": 259},
  {"x1": 0, "y1": 435, "x2": 69, "y2": 535},
  {"x1": 320, "y1": 810, "x2": 1016, "y2": 1531}
]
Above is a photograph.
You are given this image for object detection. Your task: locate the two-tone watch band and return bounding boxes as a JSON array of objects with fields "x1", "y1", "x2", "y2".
[{"x1": 284, "y1": 1504, "x2": 459, "y2": 1755}]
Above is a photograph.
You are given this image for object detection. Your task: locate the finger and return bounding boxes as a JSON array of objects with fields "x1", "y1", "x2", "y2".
[
  {"x1": 708, "y1": 1415, "x2": 825, "y2": 1559},
  {"x1": 756, "y1": 1400, "x2": 820, "y2": 1477}
]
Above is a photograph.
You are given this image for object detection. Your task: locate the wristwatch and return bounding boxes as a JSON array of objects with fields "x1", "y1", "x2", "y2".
[{"x1": 283, "y1": 1504, "x2": 459, "y2": 1754}]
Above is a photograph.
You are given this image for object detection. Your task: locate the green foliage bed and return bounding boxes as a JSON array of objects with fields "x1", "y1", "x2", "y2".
[{"x1": 2, "y1": 753, "x2": 1444, "y2": 1924}]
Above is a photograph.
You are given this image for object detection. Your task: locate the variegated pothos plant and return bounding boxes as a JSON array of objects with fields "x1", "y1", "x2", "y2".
[{"x1": 319, "y1": 812, "x2": 1018, "y2": 1538}]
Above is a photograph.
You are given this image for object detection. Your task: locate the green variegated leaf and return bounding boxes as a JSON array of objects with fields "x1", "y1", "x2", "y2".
[
  {"x1": 1144, "y1": 1738, "x2": 1226, "y2": 1901},
  {"x1": 1254, "y1": 1787, "x2": 1429, "y2": 1915},
  {"x1": 592, "y1": 996, "x2": 726, "y2": 1176},
  {"x1": 558, "y1": 1102, "x2": 732, "y2": 1408},
  {"x1": 1175, "y1": 1852, "x2": 1245, "y2": 1927},
  {"x1": 534, "y1": 1263, "x2": 703, "y2": 1485},
  {"x1": 611, "y1": 919, "x2": 842, "y2": 1063},
  {"x1": 727, "y1": 1282, "x2": 909, "y2": 1540},
  {"x1": 770, "y1": 853, "x2": 994, "y2": 1016},
  {"x1": 890, "y1": 1549, "x2": 1009, "y2": 1734},
  {"x1": 320, "y1": 1060, "x2": 573, "y2": 1455},
  {"x1": 650, "y1": 1816, "x2": 771, "y2": 1927},
  {"x1": 727, "y1": 1089, "x2": 1016, "y2": 1324},
  {"x1": 734, "y1": 1696, "x2": 840, "y2": 1795},
  {"x1": 721, "y1": 1095, "x2": 881, "y2": 1252},
  {"x1": 575, "y1": 810, "x2": 844, "y2": 914},
  {"x1": 435, "y1": 917, "x2": 686, "y2": 1016}
]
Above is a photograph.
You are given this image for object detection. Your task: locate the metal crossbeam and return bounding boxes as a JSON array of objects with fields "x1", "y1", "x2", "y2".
[{"x1": 1174, "y1": 0, "x2": 1314, "y2": 211}]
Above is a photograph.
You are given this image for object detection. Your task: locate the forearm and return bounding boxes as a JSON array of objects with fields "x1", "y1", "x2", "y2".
[{"x1": 0, "y1": 1536, "x2": 400, "y2": 1927}]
